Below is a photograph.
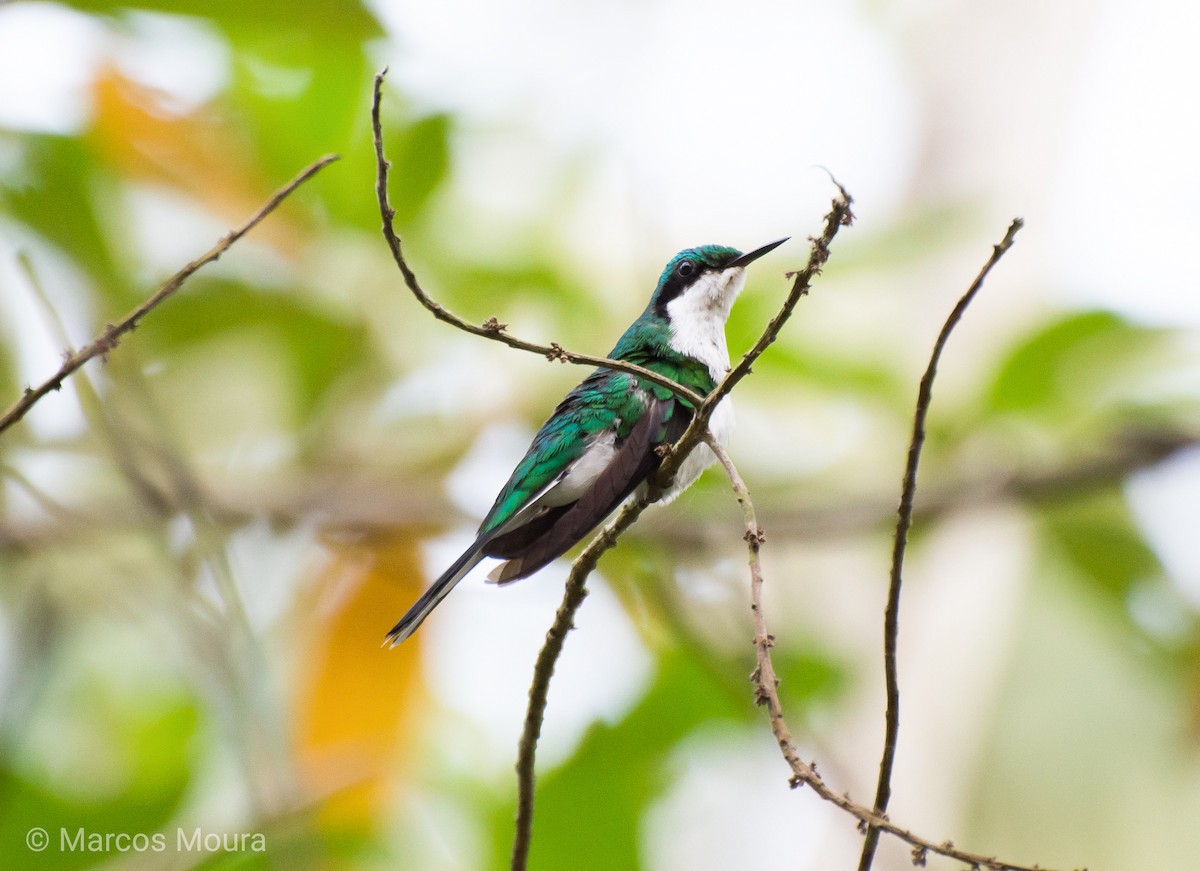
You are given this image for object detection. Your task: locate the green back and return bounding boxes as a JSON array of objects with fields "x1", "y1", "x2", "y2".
[{"x1": 478, "y1": 314, "x2": 713, "y2": 535}]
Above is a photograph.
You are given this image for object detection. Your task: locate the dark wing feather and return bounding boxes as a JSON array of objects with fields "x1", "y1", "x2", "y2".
[
  {"x1": 488, "y1": 396, "x2": 690, "y2": 583},
  {"x1": 484, "y1": 503, "x2": 572, "y2": 559}
]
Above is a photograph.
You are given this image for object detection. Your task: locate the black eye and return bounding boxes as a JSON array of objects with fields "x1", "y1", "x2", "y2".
[{"x1": 677, "y1": 260, "x2": 695, "y2": 278}]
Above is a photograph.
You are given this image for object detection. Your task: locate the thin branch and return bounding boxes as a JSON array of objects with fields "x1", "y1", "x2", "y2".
[
  {"x1": 710, "y1": 177, "x2": 853, "y2": 412},
  {"x1": 0, "y1": 154, "x2": 340, "y2": 437},
  {"x1": 858, "y1": 217, "x2": 1026, "y2": 871},
  {"x1": 13, "y1": 253, "x2": 180, "y2": 513},
  {"x1": 511, "y1": 495, "x2": 651, "y2": 871},
  {"x1": 651, "y1": 182, "x2": 854, "y2": 494},
  {"x1": 370, "y1": 68, "x2": 705, "y2": 409},
  {"x1": 703, "y1": 435, "x2": 800, "y2": 762},
  {"x1": 705, "y1": 434, "x2": 1063, "y2": 871},
  {"x1": 504, "y1": 193, "x2": 853, "y2": 869}
]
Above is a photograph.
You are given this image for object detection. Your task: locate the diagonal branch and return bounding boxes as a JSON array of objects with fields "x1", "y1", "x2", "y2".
[
  {"x1": 705, "y1": 432, "x2": 1061, "y2": 871},
  {"x1": 708, "y1": 177, "x2": 853, "y2": 412},
  {"x1": 371, "y1": 69, "x2": 705, "y2": 409},
  {"x1": 650, "y1": 182, "x2": 853, "y2": 494},
  {"x1": 506, "y1": 195, "x2": 853, "y2": 869},
  {"x1": 510, "y1": 495, "x2": 650, "y2": 871},
  {"x1": 857, "y1": 217, "x2": 1026, "y2": 871},
  {"x1": 0, "y1": 154, "x2": 339, "y2": 438}
]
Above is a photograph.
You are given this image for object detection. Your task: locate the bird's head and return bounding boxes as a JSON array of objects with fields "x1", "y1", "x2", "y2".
[{"x1": 647, "y1": 238, "x2": 788, "y2": 326}]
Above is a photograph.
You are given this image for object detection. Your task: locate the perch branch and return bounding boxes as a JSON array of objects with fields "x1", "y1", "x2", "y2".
[
  {"x1": 510, "y1": 496, "x2": 650, "y2": 871},
  {"x1": 857, "y1": 217, "x2": 1026, "y2": 871},
  {"x1": 0, "y1": 154, "x2": 340, "y2": 437},
  {"x1": 650, "y1": 180, "x2": 853, "y2": 494},
  {"x1": 505, "y1": 192, "x2": 854, "y2": 869}
]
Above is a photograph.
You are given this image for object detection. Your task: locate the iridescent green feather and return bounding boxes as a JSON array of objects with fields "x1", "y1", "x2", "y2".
[
  {"x1": 478, "y1": 340, "x2": 713, "y2": 535},
  {"x1": 477, "y1": 243, "x2": 742, "y2": 537}
]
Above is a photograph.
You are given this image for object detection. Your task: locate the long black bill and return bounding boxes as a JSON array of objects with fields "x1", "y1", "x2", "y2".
[{"x1": 728, "y1": 237, "x2": 789, "y2": 268}]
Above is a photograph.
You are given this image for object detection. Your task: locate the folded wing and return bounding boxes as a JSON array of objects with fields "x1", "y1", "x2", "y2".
[{"x1": 484, "y1": 394, "x2": 688, "y2": 583}]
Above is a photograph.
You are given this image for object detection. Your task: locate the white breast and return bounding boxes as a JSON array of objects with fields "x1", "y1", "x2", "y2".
[
  {"x1": 654, "y1": 264, "x2": 744, "y2": 501},
  {"x1": 664, "y1": 267, "x2": 746, "y2": 384}
]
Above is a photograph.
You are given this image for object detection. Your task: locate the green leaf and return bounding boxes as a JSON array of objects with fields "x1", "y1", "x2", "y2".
[
  {"x1": 228, "y1": 38, "x2": 377, "y2": 201},
  {"x1": 0, "y1": 699, "x2": 196, "y2": 870},
  {"x1": 725, "y1": 287, "x2": 906, "y2": 401},
  {"x1": 1040, "y1": 490, "x2": 1162, "y2": 604},
  {"x1": 440, "y1": 257, "x2": 602, "y2": 333},
  {"x1": 65, "y1": 1, "x2": 383, "y2": 41},
  {"x1": 386, "y1": 114, "x2": 452, "y2": 225},
  {"x1": 1, "y1": 135, "x2": 125, "y2": 300},
  {"x1": 986, "y1": 310, "x2": 1163, "y2": 417},
  {"x1": 483, "y1": 650, "x2": 748, "y2": 871},
  {"x1": 773, "y1": 645, "x2": 849, "y2": 708}
]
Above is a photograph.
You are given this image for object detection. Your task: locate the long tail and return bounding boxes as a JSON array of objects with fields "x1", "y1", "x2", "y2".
[{"x1": 384, "y1": 544, "x2": 486, "y2": 647}]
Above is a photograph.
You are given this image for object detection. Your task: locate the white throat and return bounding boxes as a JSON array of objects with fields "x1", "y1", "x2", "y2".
[{"x1": 664, "y1": 266, "x2": 746, "y2": 383}]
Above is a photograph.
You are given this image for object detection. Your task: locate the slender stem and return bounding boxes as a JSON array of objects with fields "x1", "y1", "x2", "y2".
[
  {"x1": 652, "y1": 183, "x2": 854, "y2": 494},
  {"x1": 370, "y1": 70, "x2": 705, "y2": 409},
  {"x1": 707, "y1": 432, "x2": 1057, "y2": 871},
  {"x1": 704, "y1": 436, "x2": 809, "y2": 775},
  {"x1": 0, "y1": 154, "x2": 340, "y2": 437},
  {"x1": 708, "y1": 177, "x2": 854, "y2": 412},
  {"x1": 510, "y1": 497, "x2": 650, "y2": 871},
  {"x1": 857, "y1": 217, "x2": 1025, "y2": 871}
]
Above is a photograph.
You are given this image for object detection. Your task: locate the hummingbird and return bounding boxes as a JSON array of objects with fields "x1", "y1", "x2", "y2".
[{"x1": 385, "y1": 238, "x2": 788, "y2": 646}]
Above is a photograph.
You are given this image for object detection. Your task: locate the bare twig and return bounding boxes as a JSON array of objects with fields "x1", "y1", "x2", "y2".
[
  {"x1": 703, "y1": 436, "x2": 799, "y2": 757},
  {"x1": 3, "y1": 425, "x2": 1189, "y2": 548},
  {"x1": 710, "y1": 177, "x2": 853, "y2": 411},
  {"x1": 370, "y1": 69, "x2": 705, "y2": 409},
  {"x1": 706, "y1": 434, "x2": 1062, "y2": 871},
  {"x1": 0, "y1": 154, "x2": 340, "y2": 437},
  {"x1": 505, "y1": 196, "x2": 854, "y2": 868},
  {"x1": 651, "y1": 182, "x2": 854, "y2": 494},
  {"x1": 857, "y1": 217, "x2": 1026, "y2": 871}
]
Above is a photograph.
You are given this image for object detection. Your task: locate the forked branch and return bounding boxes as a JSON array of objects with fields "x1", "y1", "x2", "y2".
[{"x1": 372, "y1": 66, "x2": 1062, "y2": 871}]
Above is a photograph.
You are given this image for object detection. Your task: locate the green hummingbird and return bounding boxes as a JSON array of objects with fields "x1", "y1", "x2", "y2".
[{"x1": 385, "y1": 238, "x2": 787, "y2": 645}]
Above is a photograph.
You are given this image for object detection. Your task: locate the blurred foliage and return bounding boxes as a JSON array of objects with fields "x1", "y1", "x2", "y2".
[
  {"x1": 0, "y1": 2, "x2": 1198, "y2": 871},
  {"x1": 140, "y1": 278, "x2": 376, "y2": 417},
  {"x1": 1042, "y1": 491, "x2": 1162, "y2": 606},
  {"x1": 485, "y1": 652, "x2": 748, "y2": 871},
  {"x1": 986, "y1": 311, "x2": 1167, "y2": 421}
]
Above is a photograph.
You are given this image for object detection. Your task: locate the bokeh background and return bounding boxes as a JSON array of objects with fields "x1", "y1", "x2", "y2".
[{"x1": 2, "y1": 1, "x2": 1200, "y2": 869}]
